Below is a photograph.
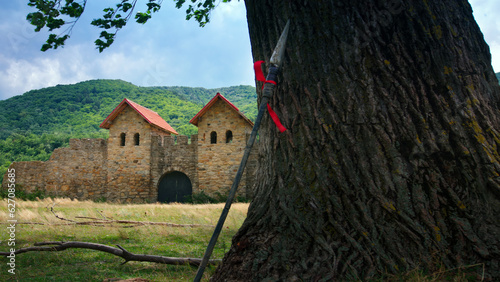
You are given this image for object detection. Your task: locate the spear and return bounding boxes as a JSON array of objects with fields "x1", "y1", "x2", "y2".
[{"x1": 194, "y1": 19, "x2": 290, "y2": 281}]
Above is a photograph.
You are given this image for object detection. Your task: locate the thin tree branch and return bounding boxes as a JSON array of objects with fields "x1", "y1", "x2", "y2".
[
  {"x1": 72, "y1": 216, "x2": 212, "y2": 227},
  {"x1": 96, "y1": 209, "x2": 108, "y2": 220}
]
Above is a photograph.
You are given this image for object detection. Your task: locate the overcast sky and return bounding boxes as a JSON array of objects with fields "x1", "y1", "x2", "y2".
[{"x1": 0, "y1": 1, "x2": 498, "y2": 101}]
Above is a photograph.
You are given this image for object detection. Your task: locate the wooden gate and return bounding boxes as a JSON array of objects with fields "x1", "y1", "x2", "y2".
[{"x1": 158, "y1": 171, "x2": 192, "y2": 203}]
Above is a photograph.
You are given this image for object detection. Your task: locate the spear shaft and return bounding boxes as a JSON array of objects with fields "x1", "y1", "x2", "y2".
[{"x1": 193, "y1": 20, "x2": 290, "y2": 282}]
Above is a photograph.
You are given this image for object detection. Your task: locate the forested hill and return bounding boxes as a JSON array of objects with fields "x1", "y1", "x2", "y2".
[
  {"x1": 0, "y1": 79, "x2": 256, "y2": 181},
  {"x1": 0, "y1": 79, "x2": 257, "y2": 139}
]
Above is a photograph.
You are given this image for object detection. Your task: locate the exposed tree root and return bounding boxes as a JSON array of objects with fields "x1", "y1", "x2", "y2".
[{"x1": 0, "y1": 241, "x2": 221, "y2": 267}]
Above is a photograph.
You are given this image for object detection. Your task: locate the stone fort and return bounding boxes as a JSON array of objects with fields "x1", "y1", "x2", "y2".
[{"x1": 2, "y1": 93, "x2": 257, "y2": 203}]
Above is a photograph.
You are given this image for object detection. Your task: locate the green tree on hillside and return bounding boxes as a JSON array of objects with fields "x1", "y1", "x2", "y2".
[{"x1": 26, "y1": 0, "x2": 500, "y2": 280}]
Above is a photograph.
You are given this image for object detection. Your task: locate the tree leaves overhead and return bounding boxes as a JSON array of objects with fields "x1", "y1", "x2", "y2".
[
  {"x1": 26, "y1": 0, "x2": 237, "y2": 52},
  {"x1": 26, "y1": 0, "x2": 163, "y2": 52},
  {"x1": 89, "y1": 0, "x2": 157, "y2": 52},
  {"x1": 27, "y1": 0, "x2": 87, "y2": 50},
  {"x1": 174, "y1": 0, "x2": 227, "y2": 27}
]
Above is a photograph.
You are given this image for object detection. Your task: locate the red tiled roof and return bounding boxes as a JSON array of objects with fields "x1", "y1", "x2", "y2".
[
  {"x1": 99, "y1": 98, "x2": 179, "y2": 135},
  {"x1": 189, "y1": 92, "x2": 254, "y2": 127}
]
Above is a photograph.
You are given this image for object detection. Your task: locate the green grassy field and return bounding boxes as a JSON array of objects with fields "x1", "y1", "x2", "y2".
[{"x1": 0, "y1": 198, "x2": 248, "y2": 281}]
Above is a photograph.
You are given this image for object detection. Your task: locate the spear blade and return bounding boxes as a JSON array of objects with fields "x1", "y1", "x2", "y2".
[{"x1": 270, "y1": 20, "x2": 290, "y2": 67}]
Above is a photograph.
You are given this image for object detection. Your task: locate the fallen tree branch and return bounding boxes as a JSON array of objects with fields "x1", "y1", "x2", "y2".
[
  {"x1": 73, "y1": 216, "x2": 211, "y2": 227},
  {"x1": 49, "y1": 202, "x2": 78, "y2": 223},
  {"x1": 7, "y1": 222, "x2": 45, "y2": 225},
  {"x1": 0, "y1": 241, "x2": 221, "y2": 267},
  {"x1": 45, "y1": 203, "x2": 213, "y2": 228}
]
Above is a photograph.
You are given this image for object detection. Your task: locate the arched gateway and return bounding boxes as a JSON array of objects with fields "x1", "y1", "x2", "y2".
[{"x1": 158, "y1": 171, "x2": 192, "y2": 203}]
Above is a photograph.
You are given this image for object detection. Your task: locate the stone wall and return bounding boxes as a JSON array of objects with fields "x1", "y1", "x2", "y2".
[
  {"x1": 1, "y1": 138, "x2": 108, "y2": 200},
  {"x1": 1, "y1": 132, "x2": 258, "y2": 201},
  {"x1": 45, "y1": 138, "x2": 108, "y2": 199},
  {"x1": 2, "y1": 161, "x2": 47, "y2": 193}
]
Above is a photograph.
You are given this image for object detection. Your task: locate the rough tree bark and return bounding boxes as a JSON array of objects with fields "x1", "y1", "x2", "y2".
[{"x1": 212, "y1": 0, "x2": 500, "y2": 280}]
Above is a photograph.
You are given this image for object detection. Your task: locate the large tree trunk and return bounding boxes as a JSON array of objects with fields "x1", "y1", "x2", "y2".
[{"x1": 213, "y1": 0, "x2": 500, "y2": 280}]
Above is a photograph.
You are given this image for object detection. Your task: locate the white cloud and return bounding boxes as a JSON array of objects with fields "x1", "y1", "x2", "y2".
[
  {"x1": 0, "y1": 45, "x2": 96, "y2": 99},
  {"x1": 0, "y1": 57, "x2": 55, "y2": 99}
]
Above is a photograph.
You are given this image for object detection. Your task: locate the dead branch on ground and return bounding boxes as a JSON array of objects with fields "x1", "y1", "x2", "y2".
[
  {"x1": 0, "y1": 241, "x2": 221, "y2": 267},
  {"x1": 41, "y1": 202, "x2": 213, "y2": 228}
]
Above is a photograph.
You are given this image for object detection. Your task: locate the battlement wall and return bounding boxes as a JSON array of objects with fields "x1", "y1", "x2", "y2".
[
  {"x1": 70, "y1": 138, "x2": 108, "y2": 149},
  {"x1": 150, "y1": 134, "x2": 199, "y2": 197},
  {"x1": 50, "y1": 138, "x2": 107, "y2": 161},
  {"x1": 46, "y1": 138, "x2": 108, "y2": 199}
]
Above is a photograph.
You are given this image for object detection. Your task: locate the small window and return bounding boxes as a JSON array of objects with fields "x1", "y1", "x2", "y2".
[
  {"x1": 226, "y1": 130, "x2": 233, "y2": 143},
  {"x1": 120, "y1": 133, "x2": 126, "y2": 146},
  {"x1": 134, "y1": 133, "x2": 140, "y2": 146},
  {"x1": 210, "y1": 131, "x2": 217, "y2": 144}
]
